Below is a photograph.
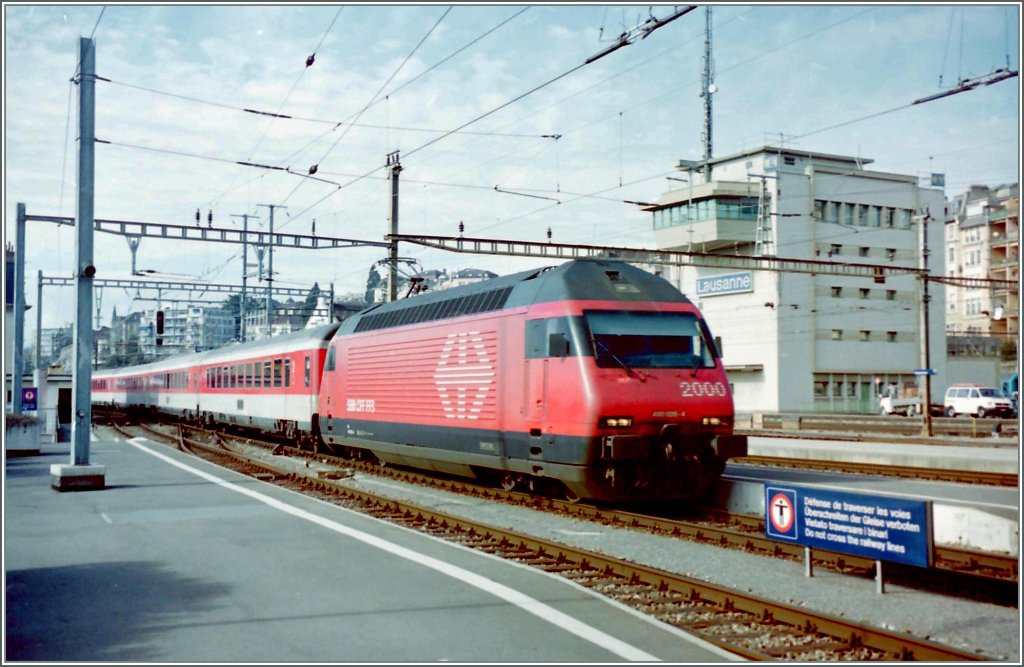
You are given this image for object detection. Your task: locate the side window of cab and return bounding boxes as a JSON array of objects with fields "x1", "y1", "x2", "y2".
[{"x1": 325, "y1": 346, "x2": 336, "y2": 372}]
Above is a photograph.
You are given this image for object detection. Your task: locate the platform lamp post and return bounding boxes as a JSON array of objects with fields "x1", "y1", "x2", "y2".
[{"x1": 52, "y1": 36, "x2": 105, "y2": 491}]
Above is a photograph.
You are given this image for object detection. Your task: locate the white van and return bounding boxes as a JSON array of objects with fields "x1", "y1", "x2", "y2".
[{"x1": 943, "y1": 384, "x2": 1015, "y2": 418}]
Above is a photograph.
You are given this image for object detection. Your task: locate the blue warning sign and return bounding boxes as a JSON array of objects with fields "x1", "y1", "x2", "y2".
[
  {"x1": 765, "y1": 486, "x2": 798, "y2": 540},
  {"x1": 21, "y1": 387, "x2": 37, "y2": 411},
  {"x1": 764, "y1": 484, "x2": 932, "y2": 567}
]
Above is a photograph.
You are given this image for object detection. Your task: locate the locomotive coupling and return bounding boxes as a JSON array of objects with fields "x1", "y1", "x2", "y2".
[{"x1": 711, "y1": 434, "x2": 748, "y2": 459}]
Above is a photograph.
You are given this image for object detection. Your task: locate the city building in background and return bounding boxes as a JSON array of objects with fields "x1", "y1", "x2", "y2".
[
  {"x1": 645, "y1": 146, "x2": 947, "y2": 414},
  {"x1": 945, "y1": 183, "x2": 1019, "y2": 336},
  {"x1": 944, "y1": 183, "x2": 1019, "y2": 385}
]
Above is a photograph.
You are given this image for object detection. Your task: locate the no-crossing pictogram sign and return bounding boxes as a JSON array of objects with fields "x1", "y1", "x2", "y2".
[{"x1": 765, "y1": 486, "x2": 798, "y2": 540}]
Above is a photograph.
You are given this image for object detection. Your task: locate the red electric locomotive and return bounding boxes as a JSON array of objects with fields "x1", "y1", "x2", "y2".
[{"x1": 319, "y1": 259, "x2": 746, "y2": 502}]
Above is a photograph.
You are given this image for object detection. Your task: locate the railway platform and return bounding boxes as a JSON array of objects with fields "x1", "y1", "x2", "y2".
[{"x1": 4, "y1": 433, "x2": 736, "y2": 663}]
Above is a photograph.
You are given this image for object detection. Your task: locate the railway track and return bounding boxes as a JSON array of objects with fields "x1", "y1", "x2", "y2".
[
  {"x1": 104, "y1": 419, "x2": 994, "y2": 661},
  {"x1": 100, "y1": 414, "x2": 1019, "y2": 594},
  {"x1": 732, "y1": 455, "x2": 1019, "y2": 487}
]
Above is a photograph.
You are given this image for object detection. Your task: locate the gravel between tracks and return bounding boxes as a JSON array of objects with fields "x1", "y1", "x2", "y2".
[{"x1": 340, "y1": 472, "x2": 1020, "y2": 662}]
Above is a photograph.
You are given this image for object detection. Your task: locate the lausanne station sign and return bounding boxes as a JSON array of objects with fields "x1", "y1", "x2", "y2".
[{"x1": 764, "y1": 484, "x2": 932, "y2": 568}]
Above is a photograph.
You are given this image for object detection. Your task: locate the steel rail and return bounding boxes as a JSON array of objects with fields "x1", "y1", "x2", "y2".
[{"x1": 733, "y1": 454, "x2": 1018, "y2": 487}]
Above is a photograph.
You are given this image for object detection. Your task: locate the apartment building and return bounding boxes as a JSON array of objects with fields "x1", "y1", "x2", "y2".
[{"x1": 945, "y1": 183, "x2": 1019, "y2": 336}]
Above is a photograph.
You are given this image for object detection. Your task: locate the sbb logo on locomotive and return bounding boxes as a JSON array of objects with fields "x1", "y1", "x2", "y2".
[
  {"x1": 434, "y1": 330, "x2": 496, "y2": 421},
  {"x1": 678, "y1": 381, "x2": 728, "y2": 397}
]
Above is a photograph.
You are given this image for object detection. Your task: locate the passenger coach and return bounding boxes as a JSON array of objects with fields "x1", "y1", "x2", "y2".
[{"x1": 94, "y1": 323, "x2": 339, "y2": 445}]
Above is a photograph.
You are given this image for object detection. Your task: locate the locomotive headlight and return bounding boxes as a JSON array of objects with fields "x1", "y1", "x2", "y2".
[
  {"x1": 702, "y1": 417, "x2": 729, "y2": 427},
  {"x1": 599, "y1": 416, "x2": 633, "y2": 428}
]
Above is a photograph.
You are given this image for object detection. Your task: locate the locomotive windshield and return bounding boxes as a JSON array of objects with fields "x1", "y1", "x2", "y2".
[{"x1": 584, "y1": 311, "x2": 717, "y2": 369}]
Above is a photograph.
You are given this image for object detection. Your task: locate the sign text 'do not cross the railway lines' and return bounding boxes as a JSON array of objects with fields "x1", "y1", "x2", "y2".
[{"x1": 764, "y1": 485, "x2": 932, "y2": 568}]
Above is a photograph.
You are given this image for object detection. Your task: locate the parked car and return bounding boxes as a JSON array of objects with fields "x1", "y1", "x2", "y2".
[{"x1": 943, "y1": 384, "x2": 1016, "y2": 418}]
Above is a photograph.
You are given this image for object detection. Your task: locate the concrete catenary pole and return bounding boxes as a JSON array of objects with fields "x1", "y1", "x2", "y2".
[
  {"x1": 72, "y1": 36, "x2": 97, "y2": 464},
  {"x1": 12, "y1": 204, "x2": 26, "y2": 413},
  {"x1": 35, "y1": 269, "x2": 43, "y2": 372},
  {"x1": 257, "y1": 204, "x2": 284, "y2": 337},
  {"x1": 920, "y1": 212, "x2": 934, "y2": 437},
  {"x1": 231, "y1": 213, "x2": 254, "y2": 341},
  {"x1": 52, "y1": 37, "x2": 105, "y2": 490},
  {"x1": 387, "y1": 151, "x2": 402, "y2": 302}
]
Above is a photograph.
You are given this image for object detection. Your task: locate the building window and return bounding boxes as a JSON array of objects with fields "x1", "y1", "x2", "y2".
[
  {"x1": 868, "y1": 206, "x2": 881, "y2": 227},
  {"x1": 814, "y1": 378, "x2": 828, "y2": 398},
  {"x1": 948, "y1": 248, "x2": 955, "y2": 263},
  {"x1": 886, "y1": 289, "x2": 896, "y2": 301},
  {"x1": 832, "y1": 380, "x2": 843, "y2": 397},
  {"x1": 886, "y1": 331, "x2": 897, "y2": 342},
  {"x1": 859, "y1": 288, "x2": 870, "y2": 299},
  {"x1": 831, "y1": 329, "x2": 843, "y2": 340},
  {"x1": 859, "y1": 246, "x2": 870, "y2": 257},
  {"x1": 859, "y1": 330, "x2": 871, "y2": 341},
  {"x1": 814, "y1": 200, "x2": 825, "y2": 220},
  {"x1": 842, "y1": 203, "x2": 854, "y2": 226},
  {"x1": 882, "y1": 207, "x2": 893, "y2": 228},
  {"x1": 886, "y1": 248, "x2": 897, "y2": 261},
  {"x1": 831, "y1": 286, "x2": 842, "y2": 297},
  {"x1": 830, "y1": 244, "x2": 842, "y2": 256}
]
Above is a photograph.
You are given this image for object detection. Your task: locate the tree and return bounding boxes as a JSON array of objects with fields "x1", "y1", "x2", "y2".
[{"x1": 365, "y1": 266, "x2": 382, "y2": 304}]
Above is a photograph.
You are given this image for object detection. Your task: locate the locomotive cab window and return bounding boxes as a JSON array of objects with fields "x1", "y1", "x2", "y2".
[
  {"x1": 525, "y1": 316, "x2": 585, "y2": 358},
  {"x1": 584, "y1": 310, "x2": 717, "y2": 369},
  {"x1": 325, "y1": 346, "x2": 336, "y2": 372}
]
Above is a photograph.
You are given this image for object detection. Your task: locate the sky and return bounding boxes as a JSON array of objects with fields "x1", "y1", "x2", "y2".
[{"x1": 3, "y1": 2, "x2": 1020, "y2": 334}]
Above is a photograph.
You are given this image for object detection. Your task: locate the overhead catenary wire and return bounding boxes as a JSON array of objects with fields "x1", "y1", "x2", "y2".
[
  {"x1": 247, "y1": 7, "x2": 530, "y2": 194},
  {"x1": 201, "y1": 6, "x2": 346, "y2": 213},
  {"x1": 295, "y1": 7, "x2": 453, "y2": 193},
  {"x1": 100, "y1": 78, "x2": 557, "y2": 139}
]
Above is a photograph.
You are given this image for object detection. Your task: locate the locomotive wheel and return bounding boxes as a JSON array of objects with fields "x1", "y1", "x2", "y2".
[
  {"x1": 559, "y1": 483, "x2": 581, "y2": 504},
  {"x1": 499, "y1": 473, "x2": 518, "y2": 491}
]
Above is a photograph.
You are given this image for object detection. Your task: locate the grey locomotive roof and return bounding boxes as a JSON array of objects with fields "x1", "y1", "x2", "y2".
[{"x1": 338, "y1": 259, "x2": 689, "y2": 335}]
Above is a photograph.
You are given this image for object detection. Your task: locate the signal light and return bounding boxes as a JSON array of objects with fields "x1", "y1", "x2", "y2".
[{"x1": 156, "y1": 310, "x2": 165, "y2": 335}]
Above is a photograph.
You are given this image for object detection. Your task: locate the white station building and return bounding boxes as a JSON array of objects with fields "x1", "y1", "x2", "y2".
[{"x1": 645, "y1": 147, "x2": 947, "y2": 414}]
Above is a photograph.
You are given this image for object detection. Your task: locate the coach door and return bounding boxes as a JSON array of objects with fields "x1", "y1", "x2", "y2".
[
  {"x1": 525, "y1": 359, "x2": 548, "y2": 426},
  {"x1": 323, "y1": 345, "x2": 336, "y2": 434}
]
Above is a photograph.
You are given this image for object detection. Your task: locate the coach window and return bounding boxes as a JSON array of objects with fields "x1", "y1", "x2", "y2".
[
  {"x1": 244, "y1": 363, "x2": 252, "y2": 388},
  {"x1": 284, "y1": 359, "x2": 291, "y2": 388},
  {"x1": 273, "y1": 359, "x2": 283, "y2": 388},
  {"x1": 223, "y1": 366, "x2": 230, "y2": 388},
  {"x1": 265, "y1": 361, "x2": 273, "y2": 388},
  {"x1": 304, "y1": 355, "x2": 311, "y2": 387}
]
